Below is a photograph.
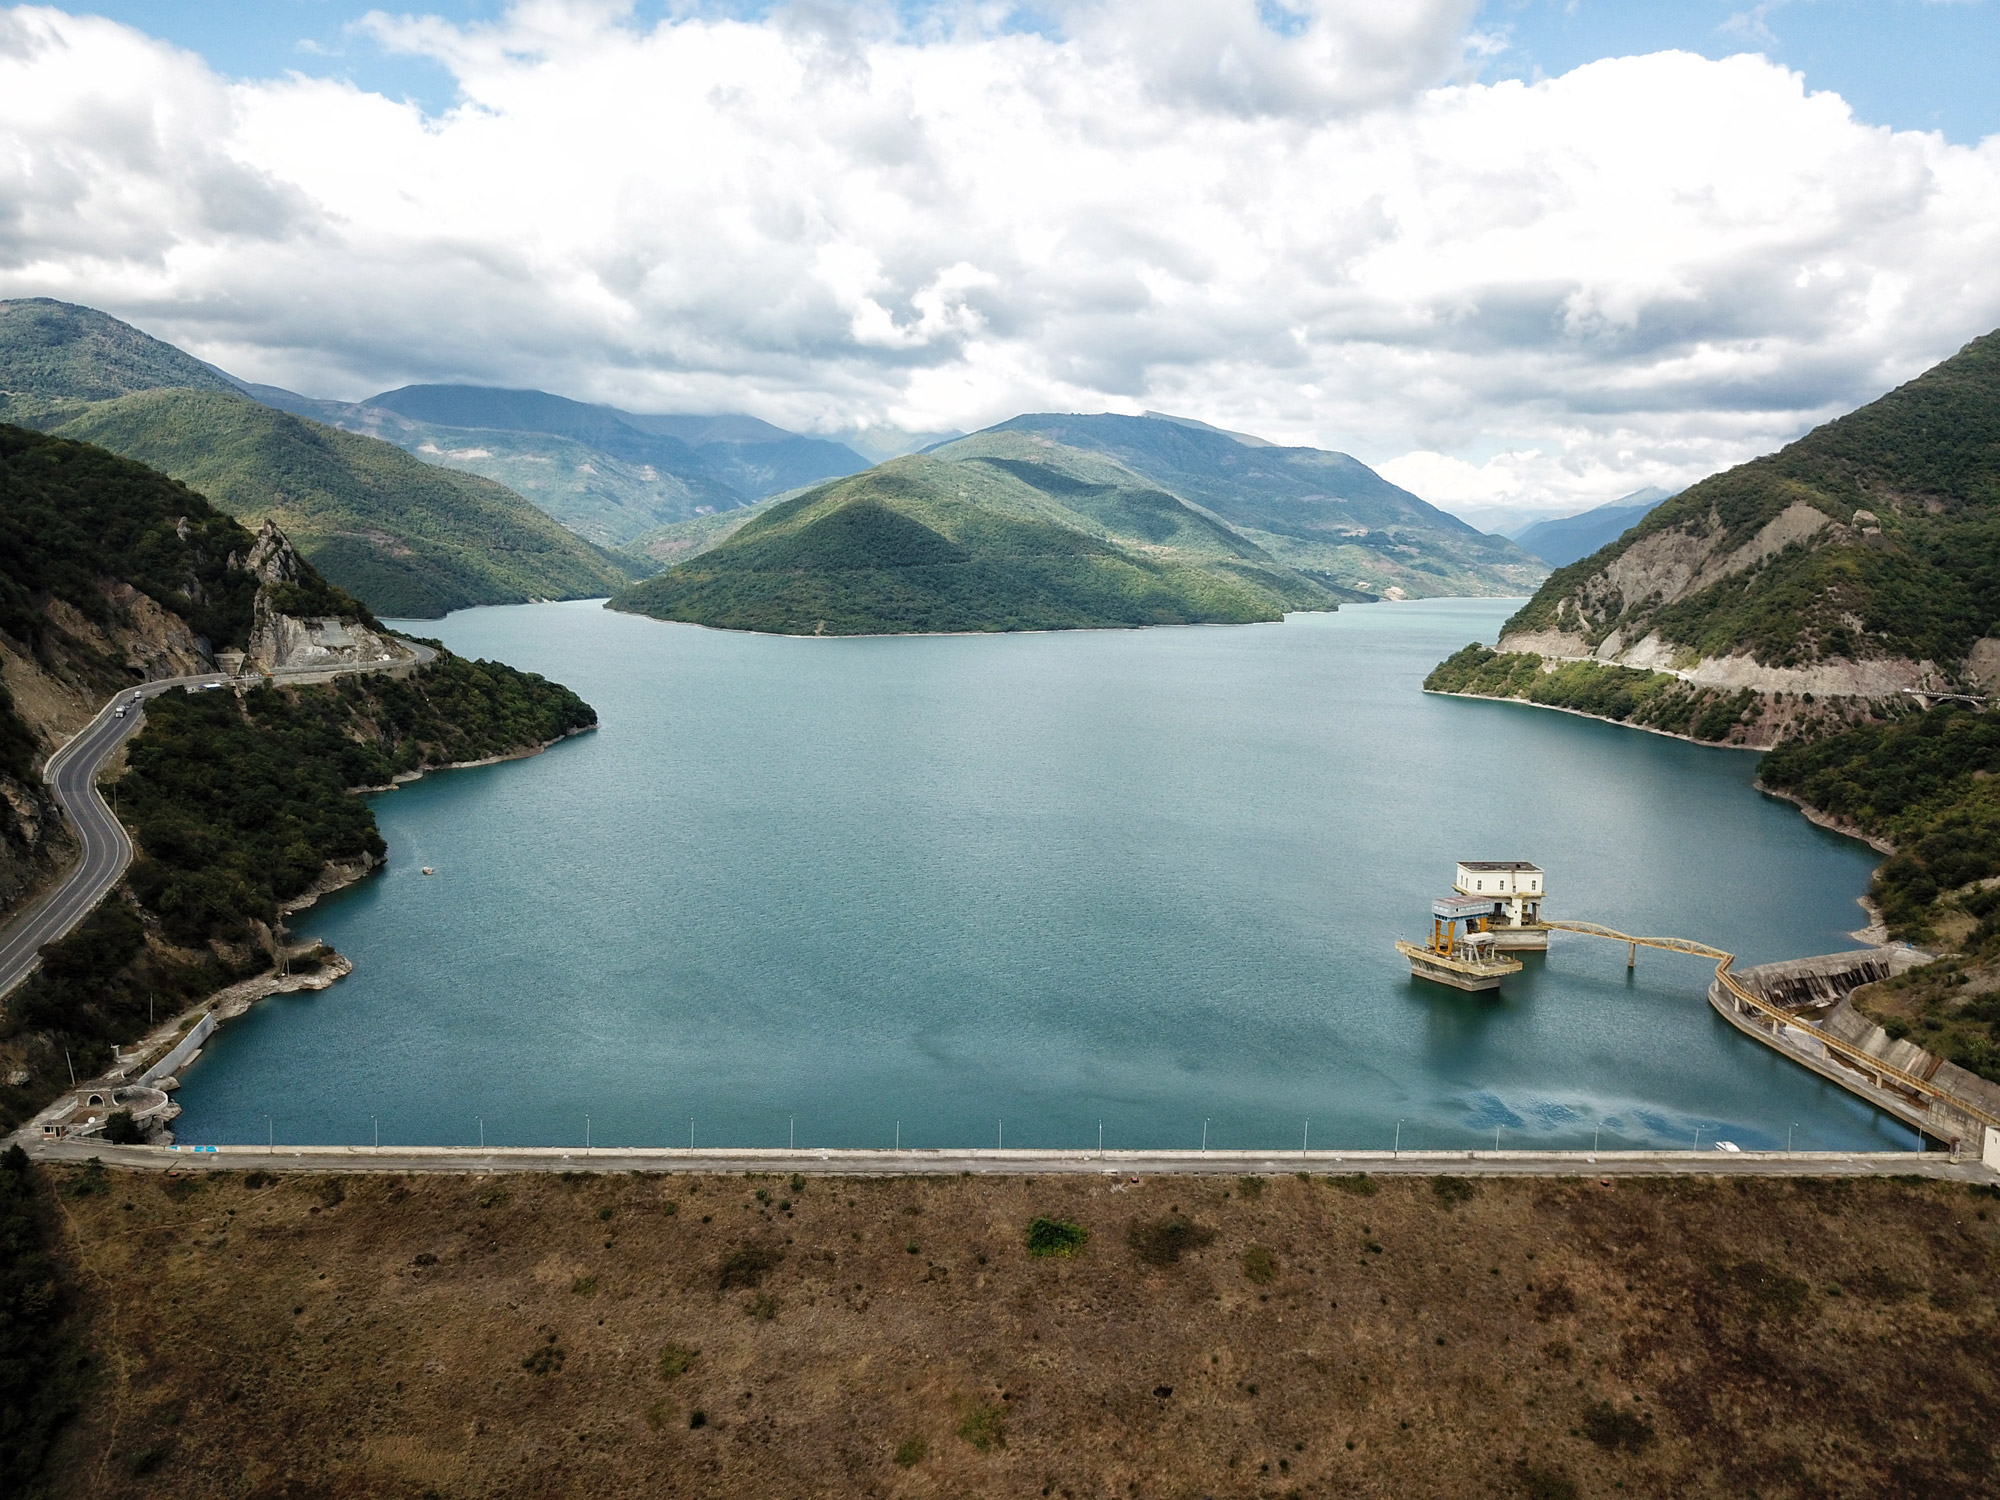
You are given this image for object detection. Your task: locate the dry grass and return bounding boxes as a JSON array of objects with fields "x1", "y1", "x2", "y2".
[{"x1": 35, "y1": 1166, "x2": 2000, "y2": 1499}]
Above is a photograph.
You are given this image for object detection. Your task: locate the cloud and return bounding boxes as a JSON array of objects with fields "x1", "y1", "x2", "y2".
[{"x1": 1, "y1": 0, "x2": 1997, "y2": 521}]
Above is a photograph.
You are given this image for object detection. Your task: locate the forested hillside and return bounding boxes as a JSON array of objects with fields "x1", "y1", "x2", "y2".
[
  {"x1": 614, "y1": 449, "x2": 1336, "y2": 634},
  {"x1": 0, "y1": 427, "x2": 599, "y2": 1137},
  {"x1": 50, "y1": 390, "x2": 636, "y2": 617}
]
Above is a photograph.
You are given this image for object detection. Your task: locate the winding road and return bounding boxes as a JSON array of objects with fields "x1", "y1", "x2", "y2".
[{"x1": 0, "y1": 640, "x2": 436, "y2": 1001}]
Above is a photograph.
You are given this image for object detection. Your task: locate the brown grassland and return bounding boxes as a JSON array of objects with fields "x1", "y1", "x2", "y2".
[{"x1": 34, "y1": 1164, "x2": 2000, "y2": 1499}]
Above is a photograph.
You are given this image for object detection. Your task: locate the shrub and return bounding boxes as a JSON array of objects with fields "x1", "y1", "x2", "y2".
[
  {"x1": 718, "y1": 1243, "x2": 781, "y2": 1289},
  {"x1": 1431, "y1": 1176, "x2": 1475, "y2": 1208},
  {"x1": 658, "y1": 1342, "x2": 699, "y2": 1381},
  {"x1": 570, "y1": 1275, "x2": 598, "y2": 1296},
  {"x1": 521, "y1": 1335, "x2": 564, "y2": 1375},
  {"x1": 746, "y1": 1292, "x2": 779, "y2": 1320},
  {"x1": 894, "y1": 1435, "x2": 926, "y2": 1467},
  {"x1": 1026, "y1": 1216, "x2": 1088, "y2": 1258},
  {"x1": 957, "y1": 1403, "x2": 1006, "y2": 1451},
  {"x1": 1236, "y1": 1176, "x2": 1265, "y2": 1200},
  {"x1": 67, "y1": 1159, "x2": 108, "y2": 1198},
  {"x1": 1331, "y1": 1174, "x2": 1378, "y2": 1196},
  {"x1": 1515, "y1": 1461, "x2": 1579, "y2": 1500},
  {"x1": 101, "y1": 1109, "x2": 144, "y2": 1145},
  {"x1": 1580, "y1": 1400, "x2": 1655, "y2": 1451},
  {"x1": 1241, "y1": 1244, "x2": 1279, "y2": 1285},
  {"x1": 1126, "y1": 1215, "x2": 1216, "y2": 1267}
]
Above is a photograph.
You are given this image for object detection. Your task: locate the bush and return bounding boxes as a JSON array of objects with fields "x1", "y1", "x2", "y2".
[
  {"x1": 1579, "y1": 1399, "x2": 1655, "y2": 1451},
  {"x1": 957, "y1": 1403, "x2": 1006, "y2": 1452},
  {"x1": 718, "y1": 1243, "x2": 781, "y2": 1289},
  {"x1": 894, "y1": 1434, "x2": 926, "y2": 1467},
  {"x1": 1126, "y1": 1215, "x2": 1216, "y2": 1267},
  {"x1": 1026, "y1": 1216, "x2": 1088, "y2": 1258},
  {"x1": 1431, "y1": 1176, "x2": 1475, "y2": 1208},
  {"x1": 1240, "y1": 1244, "x2": 1279, "y2": 1285},
  {"x1": 657, "y1": 1342, "x2": 699, "y2": 1381},
  {"x1": 101, "y1": 1109, "x2": 143, "y2": 1146}
]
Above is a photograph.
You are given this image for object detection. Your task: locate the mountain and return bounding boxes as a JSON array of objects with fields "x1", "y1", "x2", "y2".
[
  {"x1": 47, "y1": 389, "x2": 635, "y2": 618},
  {"x1": 272, "y1": 383, "x2": 870, "y2": 546},
  {"x1": 955, "y1": 413, "x2": 1546, "y2": 598},
  {"x1": 611, "y1": 441, "x2": 1341, "y2": 635},
  {"x1": 0, "y1": 301, "x2": 641, "y2": 616},
  {"x1": 1512, "y1": 488, "x2": 1673, "y2": 567},
  {"x1": 0, "y1": 297, "x2": 239, "y2": 406},
  {"x1": 1493, "y1": 329, "x2": 2000, "y2": 701}
]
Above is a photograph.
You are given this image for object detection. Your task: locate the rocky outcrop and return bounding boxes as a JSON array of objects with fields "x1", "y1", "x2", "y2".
[{"x1": 240, "y1": 520, "x2": 409, "y2": 674}]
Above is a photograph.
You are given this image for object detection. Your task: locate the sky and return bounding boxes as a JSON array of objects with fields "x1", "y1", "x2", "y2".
[{"x1": 2, "y1": 1, "x2": 1998, "y2": 527}]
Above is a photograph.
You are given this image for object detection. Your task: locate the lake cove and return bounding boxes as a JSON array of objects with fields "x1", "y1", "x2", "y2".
[{"x1": 171, "y1": 599, "x2": 1911, "y2": 1153}]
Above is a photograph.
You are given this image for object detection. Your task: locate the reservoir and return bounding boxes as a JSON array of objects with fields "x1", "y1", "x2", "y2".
[{"x1": 173, "y1": 599, "x2": 1910, "y2": 1153}]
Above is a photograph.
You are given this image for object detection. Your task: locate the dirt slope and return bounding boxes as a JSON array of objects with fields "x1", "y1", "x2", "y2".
[{"x1": 34, "y1": 1165, "x2": 2000, "y2": 1499}]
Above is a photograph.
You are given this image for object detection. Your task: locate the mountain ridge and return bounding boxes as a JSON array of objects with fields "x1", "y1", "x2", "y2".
[{"x1": 953, "y1": 412, "x2": 1546, "y2": 599}]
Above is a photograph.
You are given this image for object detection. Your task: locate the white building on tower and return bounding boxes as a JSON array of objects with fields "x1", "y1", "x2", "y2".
[{"x1": 1453, "y1": 861, "x2": 1547, "y2": 951}]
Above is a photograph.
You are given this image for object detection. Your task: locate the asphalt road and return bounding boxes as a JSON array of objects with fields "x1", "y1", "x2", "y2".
[
  {"x1": 23, "y1": 1140, "x2": 1997, "y2": 1182},
  {"x1": 0, "y1": 638, "x2": 438, "y2": 1000}
]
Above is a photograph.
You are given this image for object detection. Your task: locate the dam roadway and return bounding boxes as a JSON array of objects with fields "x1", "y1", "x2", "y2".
[
  {"x1": 21, "y1": 1139, "x2": 1999, "y2": 1183},
  {"x1": 0, "y1": 640, "x2": 436, "y2": 1001}
]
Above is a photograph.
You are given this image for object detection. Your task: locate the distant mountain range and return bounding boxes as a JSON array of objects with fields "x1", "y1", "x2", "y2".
[
  {"x1": 612, "y1": 414, "x2": 1554, "y2": 634},
  {"x1": 0, "y1": 296, "x2": 1549, "y2": 631},
  {"x1": 244, "y1": 380, "x2": 870, "y2": 546},
  {"x1": 1510, "y1": 488, "x2": 1673, "y2": 568},
  {"x1": 955, "y1": 413, "x2": 1547, "y2": 600}
]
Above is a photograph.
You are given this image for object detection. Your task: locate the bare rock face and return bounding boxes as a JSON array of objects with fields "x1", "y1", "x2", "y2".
[
  {"x1": 246, "y1": 611, "x2": 404, "y2": 674},
  {"x1": 240, "y1": 519, "x2": 408, "y2": 673},
  {"x1": 241, "y1": 517, "x2": 305, "y2": 589}
]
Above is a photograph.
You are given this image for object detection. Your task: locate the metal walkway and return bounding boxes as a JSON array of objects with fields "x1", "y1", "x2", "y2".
[{"x1": 1543, "y1": 919, "x2": 1999, "y2": 1133}]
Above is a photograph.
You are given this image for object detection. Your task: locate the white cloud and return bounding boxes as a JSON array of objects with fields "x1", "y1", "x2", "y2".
[{"x1": 1, "y1": 1, "x2": 1998, "y2": 519}]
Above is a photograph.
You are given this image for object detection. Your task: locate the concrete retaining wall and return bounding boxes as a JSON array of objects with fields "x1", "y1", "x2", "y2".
[{"x1": 140, "y1": 1012, "x2": 214, "y2": 1085}]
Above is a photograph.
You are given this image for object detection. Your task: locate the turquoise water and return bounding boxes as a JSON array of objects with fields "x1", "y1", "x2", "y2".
[{"x1": 173, "y1": 599, "x2": 1913, "y2": 1153}]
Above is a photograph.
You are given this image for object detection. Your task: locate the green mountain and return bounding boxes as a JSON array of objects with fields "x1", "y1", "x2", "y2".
[
  {"x1": 1495, "y1": 329, "x2": 2000, "y2": 692},
  {"x1": 0, "y1": 297, "x2": 238, "y2": 406},
  {"x1": 45, "y1": 389, "x2": 637, "y2": 618},
  {"x1": 0, "y1": 301, "x2": 641, "y2": 617},
  {"x1": 611, "y1": 447, "x2": 1339, "y2": 635},
  {"x1": 958, "y1": 413, "x2": 1546, "y2": 598},
  {"x1": 251, "y1": 382, "x2": 866, "y2": 546}
]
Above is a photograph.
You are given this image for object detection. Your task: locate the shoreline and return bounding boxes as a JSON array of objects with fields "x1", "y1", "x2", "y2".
[
  {"x1": 601, "y1": 593, "x2": 1524, "y2": 642},
  {"x1": 1422, "y1": 687, "x2": 1765, "y2": 751}
]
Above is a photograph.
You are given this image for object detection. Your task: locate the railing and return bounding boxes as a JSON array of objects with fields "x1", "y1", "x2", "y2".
[{"x1": 1542, "y1": 920, "x2": 1999, "y2": 1133}]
